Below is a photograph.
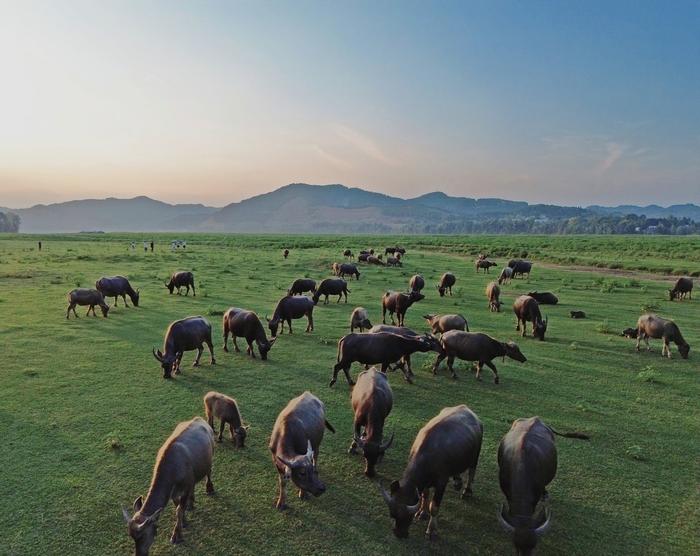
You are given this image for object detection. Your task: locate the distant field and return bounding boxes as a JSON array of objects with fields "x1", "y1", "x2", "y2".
[{"x1": 0, "y1": 233, "x2": 698, "y2": 556}]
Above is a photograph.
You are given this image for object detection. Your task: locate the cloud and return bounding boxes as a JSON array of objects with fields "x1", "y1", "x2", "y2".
[
  {"x1": 599, "y1": 142, "x2": 625, "y2": 172},
  {"x1": 332, "y1": 124, "x2": 396, "y2": 165},
  {"x1": 310, "y1": 144, "x2": 351, "y2": 169}
]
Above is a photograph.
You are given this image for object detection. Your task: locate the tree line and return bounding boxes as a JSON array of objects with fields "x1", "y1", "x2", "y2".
[{"x1": 0, "y1": 212, "x2": 20, "y2": 232}]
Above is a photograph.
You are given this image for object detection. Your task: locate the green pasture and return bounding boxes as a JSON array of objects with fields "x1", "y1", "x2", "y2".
[{"x1": 0, "y1": 234, "x2": 698, "y2": 555}]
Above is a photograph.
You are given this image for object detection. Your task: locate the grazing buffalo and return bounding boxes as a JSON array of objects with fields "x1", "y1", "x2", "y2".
[
  {"x1": 344, "y1": 249, "x2": 354, "y2": 259},
  {"x1": 203, "y1": 391, "x2": 248, "y2": 447},
  {"x1": 669, "y1": 277, "x2": 693, "y2": 300},
  {"x1": 508, "y1": 260, "x2": 532, "y2": 279},
  {"x1": 349, "y1": 368, "x2": 394, "y2": 477},
  {"x1": 165, "y1": 271, "x2": 196, "y2": 296},
  {"x1": 498, "y1": 417, "x2": 589, "y2": 556},
  {"x1": 486, "y1": 282, "x2": 502, "y2": 312},
  {"x1": 222, "y1": 308, "x2": 276, "y2": 359},
  {"x1": 96, "y1": 276, "x2": 140, "y2": 307},
  {"x1": 269, "y1": 392, "x2": 335, "y2": 511},
  {"x1": 368, "y1": 325, "x2": 428, "y2": 376},
  {"x1": 527, "y1": 291, "x2": 558, "y2": 305},
  {"x1": 288, "y1": 278, "x2": 316, "y2": 296},
  {"x1": 409, "y1": 274, "x2": 425, "y2": 293},
  {"x1": 338, "y1": 263, "x2": 361, "y2": 280},
  {"x1": 570, "y1": 311, "x2": 586, "y2": 319},
  {"x1": 360, "y1": 249, "x2": 375, "y2": 256},
  {"x1": 385, "y1": 246, "x2": 406, "y2": 256},
  {"x1": 380, "y1": 405, "x2": 482, "y2": 540},
  {"x1": 123, "y1": 417, "x2": 215, "y2": 554},
  {"x1": 382, "y1": 290, "x2": 424, "y2": 326},
  {"x1": 283, "y1": 249, "x2": 289, "y2": 259},
  {"x1": 331, "y1": 262, "x2": 341, "y2": 276},
  {"x1": 153, "y1": 316, "x2": 215, "y2": 378},
  {"x1": 621, "y1": 327, "x2": 638, "y2": 339},
  {"x1": 498, "y1": 267, "x2": 513, "y2": 285},
  {"x1": 437, "y1": 272, "x2": 456, "y2": 297},
  {"x1": 423, "y1": 314, "x2": 469, "y2": 335},
  {"x1": 513, "y1": 295, "x2": 548, "y2": 341},
  {"x1": 350, "y1": 307, "x2": 373, "y2": 332},
  {"x1": 386, "y1": 256, "x2": 402, "y2": 267},
  {"x1": 331, "y1": 332, "x2": 440, "y2": 386},
  {"x1": 367, "y1": 255, "x2": 385, "y2": 266},
  {"x1": 636, "y1": 314, "x2": 690, "y2": 359},
  {"x1": 267, "y1": 295, "x2": 314, "y2": 336},
  {"x1": 66, "y1": 288, "x2": 110, "y2": 319},
  {"x1": 433, "y1": 331, "x2": 526, "y2": 383},
  {"x1": 312, "y1": 278, "x2": 350, "y2": 304},
  {"x1": 358, "y1": 253, "x2": 370, "y2": 263},
  {"x1": 475, "y1": 259, "x2": 498, "y2": 273}
]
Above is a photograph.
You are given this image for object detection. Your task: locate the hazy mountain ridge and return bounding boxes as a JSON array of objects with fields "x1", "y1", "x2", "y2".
[{"x1": 3, "y1": 183, "x2": 700, "y2": 233}]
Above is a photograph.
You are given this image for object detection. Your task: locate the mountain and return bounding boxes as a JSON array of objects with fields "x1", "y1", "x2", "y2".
[
  {"x1": 3, "y1": 184, "x2": 699, "y2": 233},
  {"x1": 2, "y1": 196, "x2": 218, "y2": 232}
]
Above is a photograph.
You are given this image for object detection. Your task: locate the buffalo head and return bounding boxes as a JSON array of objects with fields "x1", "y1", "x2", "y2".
[
  {"x1": 533, "y1": 317, "x2": 548, "y2": 341},
  {"x1": 503, "y1": 341, "x2": 527, "y2": 363},
  {"x1": 122, "y1": 497, "x2": 163, "y2": 556},
  {"x1": 498, "y1": 503, "x2": 551, "y2": 556},
  {"x1": 354, "y1": 432, "x2": 394, "y2": 477},
  {"x1": 277, "y1": 440, "x2": 325, "y2": 496},
  {"x1": 257, "y1": 337, "x2": 277, "y2": 360},
  {"x1": 380, "y1": 480, "x2": 420, "y2": 538},
  {"x1": 152, "y1": 347, "x2": 176, "y2": 378}
]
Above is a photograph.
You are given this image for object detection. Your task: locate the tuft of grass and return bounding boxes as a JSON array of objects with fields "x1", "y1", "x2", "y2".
[
  {"x1": 641, "y1": 301, "x2": 660, "y2": 313},
  {"x1": 636, "y1": 366, "x2": 661, "y2": 383},
  {"x1": 595, "y1": 320, "x2": 614, "y2": 334}
]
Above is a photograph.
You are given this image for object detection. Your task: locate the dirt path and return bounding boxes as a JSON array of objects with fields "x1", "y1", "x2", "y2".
[{"x1": 537, "y1": 262, "x2": 676, "y2": 282}]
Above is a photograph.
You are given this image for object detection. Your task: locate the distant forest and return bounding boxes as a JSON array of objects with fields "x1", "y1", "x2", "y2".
[{"x1": 0, "y1": 212, "x2": 20, "y2": 232}]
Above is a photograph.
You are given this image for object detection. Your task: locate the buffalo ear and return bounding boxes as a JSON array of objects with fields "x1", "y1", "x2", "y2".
[
  {"x1": 133, "y1": 496, "x2": 143, "y2": 512},
  {"x1": 390, "y1": 480, "x2": 401, "y2": 494}
]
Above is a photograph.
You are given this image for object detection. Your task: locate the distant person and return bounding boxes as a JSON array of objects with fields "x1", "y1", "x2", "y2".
[
  {"x1": 150, "y1": 240, "x2": 154, "y2": 252},
  {"x1": 38, "y1": 241, "x2": 42, "y2": 251},
  {"x1": 143, "y1": 241, "x2": 148, "y2": 252}
]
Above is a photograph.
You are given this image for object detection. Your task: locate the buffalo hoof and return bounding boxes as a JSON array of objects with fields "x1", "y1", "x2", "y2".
[
  {"x1": 206, "y1": 484, "x2": 215, "y2": 495},
  {"x1": 170, "y1": 534, "x2": 183, "y2": 545},
  {"x1": 216, "y1": 438, "x2": 223, "y2": 443},
  {"x1": 223, "y1": 346, "x2": 229, "y2": 353},
  {"x1": 276, "y1": 502, "x2": 288, "y2": 511},
  {"x1": 494, "y1": 376, "x2": 500, "y2": 385},
  {"x1": 192, "y1": 362, "x2": 200, "y2": 367},
  {"x1": 348, "y1": 380, "x2": 356, "y2": 386},
  {"x1": 298, "y1": 490, "x2": 310, "y2": 500},
  {"x1": 451, "y1": 374, "x2": 458, "y2": 380},
  {"x1": 415, "y1": 509, "x2": 429, "y2": 521},
  {"x1": 404, "y1": 375, "x2": 414, "y2": 384},
  {"x1": 348, "y1": 445, "x2": 358, "y2": 455},
  {"x1": 426, "y1": 530, "x2": 437, "y2": 541},
  {"x1": 210, "y1": 359, "x2": 216, "y2": 365},
  {"x1": 329, "y1": 379, "x2": 336, "y2": 387},
  {"x1": 461, "y1": 487, "x2": 473, "y2": 499}
]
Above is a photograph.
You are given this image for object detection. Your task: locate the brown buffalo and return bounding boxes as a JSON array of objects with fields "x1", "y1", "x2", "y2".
[
  {"x1": 203, "y1": 391, "x2": 248, "y2": 447},
  {"x1": 636, "y1": 314, "x2": 689, "y2": 359},
  {"x1": 66, "y1": 288, "x2": 109, "y2": 319},
  {"x1": 513, "y1": 295, "x2": 547, "y2": 341}
]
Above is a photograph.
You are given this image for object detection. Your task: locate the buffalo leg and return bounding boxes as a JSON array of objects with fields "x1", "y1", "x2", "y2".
[
  {"x1": 86, "y1": 306, "x2": 93, "y2": 316},
  {"x1": 247, "y1": 340, "x2": 256, "y2": 358},
  {"x1": 298, "y1": 489, "x2": 310, "y2": 500},
  {"x1": 276, "y1": 473, "x2": 288, "y2": 510},
  {"x1": 113, "y1": 296, "x2": 119, "y2": 307},
  {"x1": 170, "y1": 496, "x2": 186, "y2": 544},
  {"x1": 229, "y1": 423, "x2": 237, "y2": 443},
  {"x1": 193, "y1": 346, "x2": 203, "y2": 366},
  {"x1": 516, "y1": 318, "x2": 521, "y2": 332},
  {"x1": 217, "y1": 421, "x2": 225, "y2": 442},
  {"x1": 185, "y1": 284, "x2": 190, "y2": 296},
  {"x1": 306, "y1": 312, "x2": 313, "y2": 332},
  {"x1": 348, "y1": 423, "x2": 362, "y2": 454},
  {"x1": 484, "y1": 360, "x2": 500, "y2": 384},
  {"x1": 415, "y1": 489, "x2": 430, "y2": 521},
  {"x1": 324, "y1": 295, "x2": 329, "y2": 305},
  {"x1": 462, "y1": 466, "x2": 476, "y2": 499},
  {"x1": 175, "y1": 353, "x2": 183, "y2": 374},
  {"x1": 452, "y1": 475, "x2": 463, "y2": 491},
  {"x1": 232, "y1": 336, "x2": 241, "y2": 352},
  {"x1": 342, "y1": 366, "x2": 355, "y2": 386},
  {"x1": 223, "y1": 329, "x2": 229, "y2": 352},
  {"x1": 206, "y1": 340, "x2": 216, "y2": 364},
  {"x1": 337, "y1": 294, "x2": 342, "y2": 303},
  {"x1": 426, "y1": 482, "x2": 447, "y2": 540},
  {"x1": 635, "y1": 333, "x2": 642, "y2": 352},
  {"x1": 205, "y1": 473, "x2": 214, "y2": 494},
  {"x1": 475, "y1": 362, "x2": 483, "y2": 381},
  {"x1": 192, "y1": 282, "x2": 196, "y2": 297},
  {"x1": 177, "y1": 286, "x2": 181, "y2": 295},
  {"x1": 122, "y1": 294, "x2": 129, "y2": 307},
  {"x1": 382, "y1": 306, "x2": 387, "y2": 324},
  {"x1": 287, "y1": 319, "x2": 293, "y2": 334},
  {"x1": 432, "y1": 352, "x2": 446, "y2": 375},
  {"x1": 663, "y1": 339, "x2": 671, "y2": 358},
  {"x1": 447, "y1": 355, "x2": 457, "y2": 379}
]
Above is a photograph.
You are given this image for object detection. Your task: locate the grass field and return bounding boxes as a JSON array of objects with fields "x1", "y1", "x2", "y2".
[{"x1": 0, "y1": 233, "x2": 698, "y2": 556}]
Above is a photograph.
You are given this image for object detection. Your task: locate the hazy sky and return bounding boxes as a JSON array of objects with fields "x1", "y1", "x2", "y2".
[{"x1": 1, "y1": 1, "x2": 698, "y2": 208}]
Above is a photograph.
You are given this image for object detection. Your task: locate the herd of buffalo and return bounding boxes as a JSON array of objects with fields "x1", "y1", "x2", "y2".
[{"x1": 62, "y1": 246, "x2": 694, "y2": 555}]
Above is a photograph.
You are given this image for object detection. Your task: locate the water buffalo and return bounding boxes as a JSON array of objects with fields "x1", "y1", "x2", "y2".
[
  {"x1": 269, "y1": 392, "x2": 335, "y2": 511},
  {"x1": 331, "y1": 262, "x2": 341, "y2": 276},
  {"x1": 96, "y1": 276, "x2": 140, "y2": 307},
  {"x1": 203, "y1": 391, "x2": 248, "y2": 446},
  {"x1": 409, "y1": 274, "x2": 425, "y2": 293},
  {"x1": 367, "y1": 255, "x2": 385, "y2": 266},
  {"x1": 66, "y1": 288, "x2": 110, "y2": 319},
  {"x1": 636, "y1": 314, "x2": 690, "y2": 359},
  {"x1": 498, "y1": 267, "x2": 513, "y2": 285},
  {"x1": 358, "y1": 253, "x2": 370, "y2": 263},
  {"x1": 266, "y1": 295, "x2": 314, "y2": 336},
  {"x1": 331, "y1": 332, "x2": 440, "y2": 386},
  {"x1": 288, "y1": 278, "x2": 316, "y2": 296},
  {"x1": 669, "y1": 277, "x2": 693, "y2": 300},
  {"x1": 527, "y1": 291, "x2": 558, "y2": 305},
  {"x1": 386, "y1": 256, "x2": 402, "y2": 267},
  {"x1": 312, "y1": 278, "x2": 350, "y2": 304},
  {"x1": 382, "y1": 290, "x2": 424, "y2": 326},
  {"x1": 621, "y1": 327, "x2": 638, "y2": 339},
  {"x1": 433, "y1": 330, "x2": 526, "y2": 383},
  {"x1": 484, "y1": 281, "x2": 501, "y2": 312},
  {"x1": 122, "y1": 417, "x2": 214, "y2": 554},
  {"x1": 368, "y1": 325, "x2": 430, "y2": 377},
  {"x1": 338, "y1": 263, "x2": 361, "y2": 280},
  {"x1": 513, "y1": 295, "x2": 548, "y2": 341},
  {"x1": 508, "y1": 260, "x2": 532, "y2": 279},
  {"x1": 152, "y1": 316, "x2": 215, "y2": 378},
  {"x1": 222, "y1": 308, "x2": 276, "y2": 359},
  {"x1": 165, "y1": 271, "x2": 195, "y2": 296},
  {"x1": 497, "y1": 417, "x2": 589, "y2": 556},
  {"x1": 350, "y1": 307, "x2": 372, "y2": 332},
  {"x1": 570, "y1": 311, "x2": 586, "y2": 319},
  {"x1": 349, "y1": 368, "x2": 394, "y2": 477},
  {"x1": 283, "y1": 249, "x2": 289, "y2": 259},
  {"x1": 344, "y1": 249, "x2": 354, "y2": 259},
  {"x1": 360, "y1": 249, "x2": 375, "y2": 256},
  {"x1": 385, "y1": 246, "x2": 405, "y2": 256},
  {"x1": 436, "y1": 272, "x2": 456, "y2": 297},
  {"x1": 475, "y1": 259, "x2": 497, "y2": 273},
  {"x1": 380, "y1": 405, "x2": 483, "y2": 540},
  {"x1": 423, "y1": 313, "x2": 469, "y2": 335}
]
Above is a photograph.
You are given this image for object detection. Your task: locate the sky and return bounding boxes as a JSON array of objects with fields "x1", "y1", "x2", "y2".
[{"x1": 0, "y1": 0, "x2": 698, "y2": 208}]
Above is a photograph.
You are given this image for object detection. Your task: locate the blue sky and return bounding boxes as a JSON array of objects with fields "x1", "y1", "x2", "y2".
[{"x1": 0, "y1": 0, "x2": 698, "y2": 207}]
